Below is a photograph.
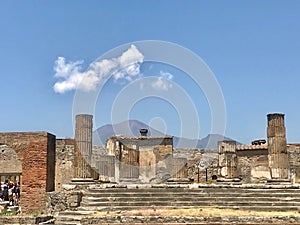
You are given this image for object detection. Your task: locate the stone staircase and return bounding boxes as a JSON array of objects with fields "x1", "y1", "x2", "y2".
[{"x1": 55, "y1": 184, "x2": 300, "y2": 224}]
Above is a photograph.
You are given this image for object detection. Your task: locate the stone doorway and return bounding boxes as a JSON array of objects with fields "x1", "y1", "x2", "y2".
[{"x1": 0, "y1": 145, "x2": 22, "y2": 183}]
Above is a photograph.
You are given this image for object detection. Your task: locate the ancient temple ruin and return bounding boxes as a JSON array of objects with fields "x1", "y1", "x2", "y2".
[
  {"x1": 216, "y1": 113, "x2": 300, "y2": 183},
  {"x1": 55, "y1": 113, "x2": 300, "y2": 185},
  {"x1": 2, "y1": 112, "x2": 300, "y2": 214},
  {"x1": 103, "y1": 132, "x2": 187, "y2": 183}
]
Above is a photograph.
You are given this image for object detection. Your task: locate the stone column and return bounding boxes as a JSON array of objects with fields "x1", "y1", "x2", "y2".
[
  {"x1": 74, "y1": 114, "x2": 93, "y2": 179},
  {"x1": 218, "y1": 141, "x2": 237, "y2": 179},
  {"x1": 267, "y1": 113, "x2": 289, "y2": 179}
]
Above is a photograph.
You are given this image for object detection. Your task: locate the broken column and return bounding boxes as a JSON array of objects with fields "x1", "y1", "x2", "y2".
[
  {"x1": 267, "y1": 113, "x2": 289, "y2": 179},
  {"x1": 74, "y1": 114, "x2": 93, "y2": 179},
  {"x1": 218, "y1": 140, "x2": 237, "y2": 179}
]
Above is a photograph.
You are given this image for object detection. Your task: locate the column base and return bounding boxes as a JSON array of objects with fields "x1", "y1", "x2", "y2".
[
  {"x1": 217, "y1": 178, "x2": 241, "y2": 183},
  {"x1": 267, "y1": 178, "x2": 291, "y2": 184},
  {"x1": 71, "y1": 177, "x2": 95, "y2": 183}
]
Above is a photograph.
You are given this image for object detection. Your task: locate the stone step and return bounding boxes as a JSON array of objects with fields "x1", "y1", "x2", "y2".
[
  {"x1": 79, "y1": 205, "x2": 300, "y2": 212},
  {"x1": 55, "y1": 211, "x2": 96, "y2": 224},
  {"x1": 83, "y1": 193, "x2": 300, "y2": 200},
  {"x1": 84, "y1": 190, "x2": 300, "y2": 195},
  {"x1": 86, "y1": 187, "x2": 300, "y2": 191},
  {"x1": 58, "y1": 210, "x2": 97, "y2": 216},
  {"x1": 87, "y1": 187, "x2": 300, "y2": 193},
  {"x1": 90, "y1": 183, "x2": 300, "y2": 188},
  {"x1": 72, "y1": 214, "x2": 300, "y2": 225},
  {"x1": 73, "y1": 215, "x2": 300, "y2": 225},
  {"x1": 81, "y1": 187, "x2": 300, "y2": 213},
  {"x1": 55, "y1": 221, "x2": 81, "y2": 225},
  {"x1": 81, "y1": 200, "x2": 300, "y2": 207},
  {"x1": 82, "y1": 196, "x2": 300, "y2": 203},
  {"x1": 55, "y1": 215, "x2": 82, "y2": 225}
]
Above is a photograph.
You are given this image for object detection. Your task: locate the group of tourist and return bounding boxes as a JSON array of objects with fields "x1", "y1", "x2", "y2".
[{"x1": 0, "y1": 180, "x2": 20, "y2": 206}]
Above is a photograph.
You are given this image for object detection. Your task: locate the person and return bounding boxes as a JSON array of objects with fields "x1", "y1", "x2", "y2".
[
  {"x1": 8, "y1": 182, "x2": 14, "y2": 206},
  {"x1": 13, "y1": 183, "x2": 20, "y2": 206},
  {"x1": 2, "y1": 184, "x2": 8, "y2": 201},
  {"x1": 0, "y1": 186, "x2": 2, "y2": 200}
]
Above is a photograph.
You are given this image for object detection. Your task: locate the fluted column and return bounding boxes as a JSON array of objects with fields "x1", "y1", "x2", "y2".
[
  {"x1": 74, "y1": 114, "x2": 93, "y2": 178},
  {"x1": 267, "y1": 113, "x2": 289, "y2": 179}
]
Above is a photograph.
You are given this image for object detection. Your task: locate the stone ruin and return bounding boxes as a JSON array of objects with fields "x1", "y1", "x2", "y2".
[
  {"x1": 1, "y1": 112, "x2": 300, "y2": 213},
  {"x1": 216, "y1": 113, "x2": 300, "y2": 183},
  {"x1": 103, "y1": 134, "x2": 187, "y2": 183},
  {"x1": 65, "y1": 114, "x2": 188, "y2": 185},
  {"x1": 55, "y1": 113, "x2": 300, "y2": 186}
]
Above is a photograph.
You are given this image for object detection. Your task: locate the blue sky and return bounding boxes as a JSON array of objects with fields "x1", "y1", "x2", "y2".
[{"x1": 0, "y1": 1, "x2": 300, "y2": 144}]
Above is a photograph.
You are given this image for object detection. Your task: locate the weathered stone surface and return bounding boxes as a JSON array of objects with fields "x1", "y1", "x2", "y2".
[
  {"x1": 0, "y1": 215, "x2": 53, "y2": 225},
  {"x1": 55, "y1": 139, "x2": 75, "y2": 191},
  {"x1": 80, "y1": 215, "x2": 300, "y2": 224},
  {"x1": 237, "y1": 154, "x2": 270, "y2": 183},
  {"x1": 267, "y1": 113, "x2": 289, "y2": 179},
  {"x1": 0, "y1": 145, "x2": 22, "y2": 174},
  {"x1": 105, "y1": 136, "x2": 177, "y2": 183},
  {"x1": 74, "y1": 114, "x2": 93, "y2": 179},
  {"x1": 287, "y1": 144, "x2": 300, "y2": 183},
  {"x1": 47, "y1": 189, "x2": 83, "y2": 213},
  {"x1": 218, "y1": 141, "x2": 237, "y2": 179},
  {"x1": 62, "y1": 184, "x2": 76, "y2": 190}
]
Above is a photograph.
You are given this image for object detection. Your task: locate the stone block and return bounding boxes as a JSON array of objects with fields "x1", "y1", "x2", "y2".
[{"x1": 62, "y1": 184, "x2": 77, "y2": 190}]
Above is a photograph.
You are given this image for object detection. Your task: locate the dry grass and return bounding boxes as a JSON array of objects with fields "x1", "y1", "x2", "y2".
[{"x1": 94, "y1": 207, "x2": 300, "y2": 217}]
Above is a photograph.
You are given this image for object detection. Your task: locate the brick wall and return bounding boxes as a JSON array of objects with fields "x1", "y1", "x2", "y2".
[{"x1": 0, "y1": 132, "x2": 56, "y2": 213}]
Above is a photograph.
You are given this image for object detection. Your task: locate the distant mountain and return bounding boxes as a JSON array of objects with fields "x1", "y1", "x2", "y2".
[
  {"x1": 93, "y1": 120, "x2": 165, "y2": 145},
  {"x1": 93, "y1": 120, "x2": 241, "y2": 149},
  {"x1": 197, "y1": 134, "x2": 241, "y2": 149}
]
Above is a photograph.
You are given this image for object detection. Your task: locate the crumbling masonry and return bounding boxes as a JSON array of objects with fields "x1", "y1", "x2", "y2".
[{"x1": 216, "y1": 113, "x2": 297, "y2": 183}]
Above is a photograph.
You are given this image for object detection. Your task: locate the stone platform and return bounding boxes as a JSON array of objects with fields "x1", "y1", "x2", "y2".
[{"x1": 54, "y1": 183, "x2": 300, "y2": 224}]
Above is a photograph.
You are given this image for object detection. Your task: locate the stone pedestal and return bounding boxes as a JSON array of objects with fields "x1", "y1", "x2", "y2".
[{"x1": 267, "y1": 113, "x2": 289, "y2": 179}]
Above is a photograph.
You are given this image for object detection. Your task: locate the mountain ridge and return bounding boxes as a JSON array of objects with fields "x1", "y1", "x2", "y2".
[{"x1": 93, "y1": 120, "x2": 241, "y2": 149}]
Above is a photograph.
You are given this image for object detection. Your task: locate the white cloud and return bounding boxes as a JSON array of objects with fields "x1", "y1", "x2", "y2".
[
  {"x1": 151, "y1": 71, "x2": 174, "y2": 91},
  {"x1": 54, "y1": 57, "x2": 83, "y2": 78},
  {"x1": 53, "y1": 45, "x2": 144, "y2": 94}
]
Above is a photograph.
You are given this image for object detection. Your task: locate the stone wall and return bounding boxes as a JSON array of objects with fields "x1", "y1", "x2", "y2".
[
  {"x1": 55, "y1": 139, "x2": 76, "y2": 191},
  {"x1": 0, "y1": 132, "x2": 56, "y2": 213},
  {"x1": 105, "y1": 136, "x2": 174, "y2": 183},
  {"x1": 0, "y1": 145, "x2": 22, "y2": 178},
  {"x1": 288, "y1": 144, "x2": 300, "y2": 183},
  {"x1": 236, "y1": 150, "x2": 270, "y2": 183},
  {"x1": 174, "y1": 148, "x2": 218, "y2": 182},
  {"x1": 47, "y1": 184, "x2": 83, "y2": 213}
]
